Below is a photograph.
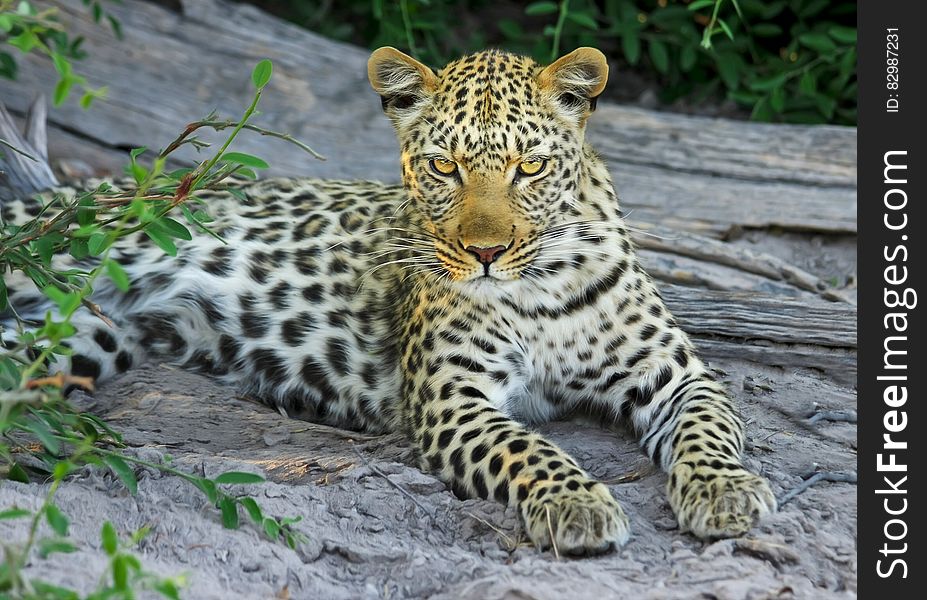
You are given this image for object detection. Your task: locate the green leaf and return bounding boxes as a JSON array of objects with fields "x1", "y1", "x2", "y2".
[
  {"x1": 748, "y1": 73, "x2": 787, "y2": 92},
  {"x1": 102, "y1": 455, "x2": 138, "y2": 494},
  {"x1": 234, "y1": 167, "x2": 258, "y2": 180},
  {"x1": 154, "y1": 580, "x2": 182, "y2": 600},
  {"x1": 88, "y1": 232, "x2": 108, "y2": 255},
  {"x1": 770, "y1": 86, "x2": 785, "y2": 113},
  {"x1": 215, "y1": 471, "x2": 265, "y2": 485},
  {"x1": 153, "y1": 217, "x2": 193, "y2": 240},
  {"x1": 28, "y1": 581, "x2": 80, "y2": 600},
  {"x1": 123, "y1": 553, "x2": 141, "y2": 571},
  {"x1": 38, "y1": 537, "x2": 78, "y2": 558},
  {"x1": 105, "y1": 260, "x2": 130, "y2": 292},
  {"x1": 220, "y1": 152, "x2": 269, "y2": 170},
  {"x1": 238, "y1": 497, "x2": 263, "y2": 523},
  {"x1": 144, "y1": 226, "x2": 178, "y2": 256},
  {"x1": 69, "y1": 237, "x2": 90, "y2": 260},
  {"x1": 751, "y1": 96, "x2": 773, "y2": 121},
  {"x1": 219, "y1": 497, "x2": 239, "y2": 529},
  {"x1": 566, "y1": 12, "x2": 598, "y2": 30},
  {"x1": 648, "y1": 40, "x2": 669, "y2": 74},
  {"x1": 227, "y1": 187, "x2": 248, "y2": 202},
  {"x1": 101, "y1": 521, "x2": 118, "y2": 556},
  {"x1": 262, "y1": 517, "x2": 280, "y2": 540},
  {"x1": 797, "y1": 0, "x2": 829, "y2": 18},
  {"x1": 129, "y1": 162, "x2": 148, "y2": 184},
  {"x1": 799, "y1": 71, "x2": 817, "y2": 95},
  {"x1": 0, "y1": 508, "x2": 32, "y2": 520},
  {"x1": 53, "y1": 461, "x2": 74, "y2": 481},
  {"x1": 51, "y1": 52, "x2": 72, "y2": 77},
  {"x1": 622, "y1": 30, "x2": 641, "y2": 65},
  {"x1": 687, "y1": 0, "x2": 715, "y2": 10},
  {"x1": 108, "y1": 15, "x2": 123, "y2": 40},
  {"x1": 715, "y1": 53, "x2": 740, "y2": 90},
  {"x1": 0, "y1": 50, "x2": 17, "y2": 79},
  {"x1": 251, "y1": 59, "x2": 273, "y2": 88},
  {"x1": 130, "y1": 524, "x2": 152, "y2": 545},
  {"x1": 113, "y1": 555, "x2": 128, "y2": 590},
  {"x1": 0, "y1": 15, "x2": 13, "y2": 32},
  {"x1": 45, "y1": 504, "x2": 69, "y2": 536},
  {"x1": 828, "y1": 26, "x2": 856, "y2": 44},
  {"x1": 193, "y1": 478, "x2": 218, "y2": 504},
  {"x1": 28, "y1": 415, "x2": 62, "y2": 454},
  {"x1": 0, "y1": 278, "x2": 6, "y2": 313},
  {"x1": 751, "y1": 24, "x2": 782, "y2": 37},
  {"x1": 798, "y1": 32, "x2": 837, "y2": 54},
  {"x1": 8, "y1": 462, "x2": 30, "y2": 483},
  {"x1": 717, "y1": 19, "x2": 734, "y2": 41},
  {"x1": 8, "y1": 30, "x2": 37, "y2": 53},
  {"x1": 524, "y1": 1, "x2": 558, "y2": 16},
  {"x1": 813, "y1": 93, "x2": 836, "y2": 120},
  {"x1": 53, "y1": 78, "x2": 73, "y2": 106},
  {"x1": 77, "y1": 201, "x2": 96, "y2": 227},
  {"x1": 42, "y1": 285, "x2": 81, "y2": 317},
  {"x1": 497, "y1": 19, "x2": 523, "y2": 39},
  {"x1": 680, "y1": 45, "x2": 697, "y2": 72}
]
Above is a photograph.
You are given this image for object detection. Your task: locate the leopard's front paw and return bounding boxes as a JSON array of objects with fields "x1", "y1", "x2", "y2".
[
  {"x1": 521, "y1": 480, "x2": 630, "y2": 555},
  {"x1": 669, "y1": 462, "x2": 776, "y2": 539}
]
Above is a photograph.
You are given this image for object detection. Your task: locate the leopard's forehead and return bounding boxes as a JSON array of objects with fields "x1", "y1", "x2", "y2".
[
  {"x1": 436, "y1": 50, "x2": 540, "y2": 106},
  {"x1": 421, "y1": 50, "x2": 561, "y2": 164}
]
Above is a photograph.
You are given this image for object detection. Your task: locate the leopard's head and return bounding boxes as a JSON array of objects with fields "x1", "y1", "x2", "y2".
[{"x1": 368, "y1": 47, "x2": 609, "y2": 284}]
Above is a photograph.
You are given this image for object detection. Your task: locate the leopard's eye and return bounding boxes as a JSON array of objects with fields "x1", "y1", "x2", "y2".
[
  {"x1": 430, "y1": 158, "x2": 458, "y2": 176},
  {"x1": 517, "y1": 159, "x2": 547, "y2": 177}
]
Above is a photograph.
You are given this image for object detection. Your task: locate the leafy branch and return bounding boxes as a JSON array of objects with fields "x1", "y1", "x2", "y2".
[{"x1": 1, "y1": 59, "x2": 317, "y2": 598}]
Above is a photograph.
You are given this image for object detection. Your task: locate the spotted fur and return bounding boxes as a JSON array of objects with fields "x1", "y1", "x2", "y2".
[{"x1": 1, "y1": 47, "x2": 775, "y2": 552}]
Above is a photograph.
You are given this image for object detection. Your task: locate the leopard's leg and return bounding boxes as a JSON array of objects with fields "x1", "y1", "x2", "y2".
[
  {"x1": 634, "y1": 359, "x2": 776, "y2": 538},
  {"x1": 595, "y1": 300, "x2": 776, "y2": 539},
  {"x1": 403, "y1": 339, "x2": 629, "y2": 554}
]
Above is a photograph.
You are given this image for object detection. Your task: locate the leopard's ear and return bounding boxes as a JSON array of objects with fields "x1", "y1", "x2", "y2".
[
  {"x1": 368, "y1": 47, "x2": 438, "y2": 117},
  {"x1": 537, "y1": 47, "x2": 608, "y2": 122}
]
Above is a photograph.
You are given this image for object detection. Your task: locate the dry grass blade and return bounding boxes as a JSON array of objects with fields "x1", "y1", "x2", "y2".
[
  {"x1": 466, "y1": 512, "x2": 517, "y2": 551},
  {"x1": 545, "y1": 505, "x2": 560, "y2": 560}
]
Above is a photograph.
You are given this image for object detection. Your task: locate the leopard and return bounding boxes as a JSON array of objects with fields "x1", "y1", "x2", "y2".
[{"x1": 1, "y1": 46, "x2": 776, "y2": 554}]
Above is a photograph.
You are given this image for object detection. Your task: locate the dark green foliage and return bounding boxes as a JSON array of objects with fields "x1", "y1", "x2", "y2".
[{"x1": 259, "y1": 0, "x2": 856, "y2": 124}]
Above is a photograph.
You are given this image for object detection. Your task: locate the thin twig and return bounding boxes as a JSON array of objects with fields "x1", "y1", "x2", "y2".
[
  {"x1": 807, "y1": 409, "x2": 857, "y2": 425},
  {"x1": 465, "y1": 512, "x2": 517, "y2": 551},
  {"x1": 159, "y1": 120, "x2": 324, "y2": 161},
  {"x1": 0, "y1": 138, "x2": 38, "y2": 162},
  {"x1": 24, "y1": 373, "x2": 94, "y2": 392},
  {"x1": 349, "y1": 445, "x2": 439, "y2": 525},
  {"x1": 778, "y1": 471, "x2": 857, "y2": 506}
]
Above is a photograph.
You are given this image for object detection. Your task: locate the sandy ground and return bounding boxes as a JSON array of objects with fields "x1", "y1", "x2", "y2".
[{"x1": 1, "y1": 353, "x2": 856, "y2": 599}]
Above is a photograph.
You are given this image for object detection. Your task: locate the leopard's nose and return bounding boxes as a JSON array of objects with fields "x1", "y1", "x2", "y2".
[{"x1": 465, "y1": 244, "x2": 507, "y2": 265}]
